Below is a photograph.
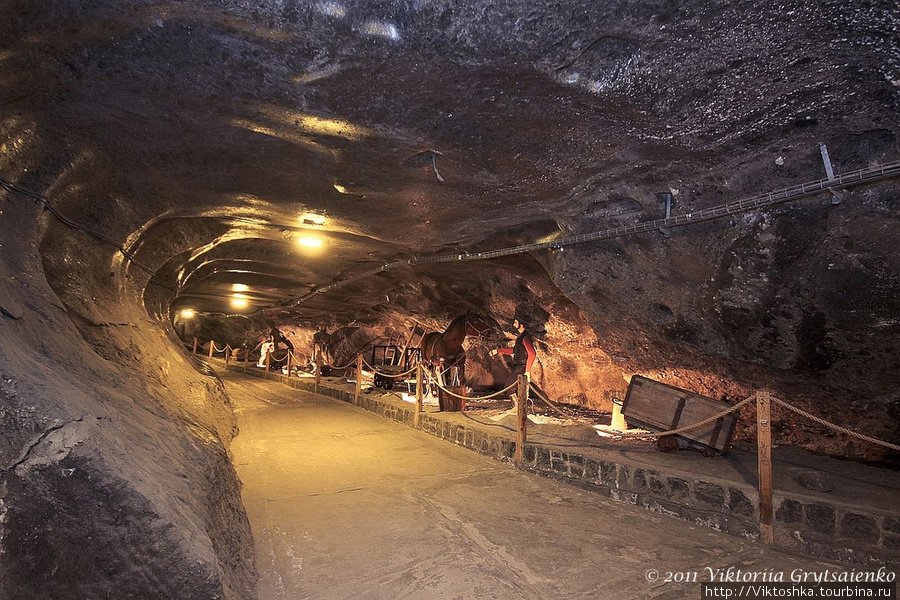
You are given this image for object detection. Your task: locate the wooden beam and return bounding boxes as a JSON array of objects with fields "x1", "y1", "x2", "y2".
[
  {"x1": 315, "y1": 352, "x2": 322, "y2": 393},
  {"x1": 515, "y1": 375, "x2": 529, "y2": 466},
  {"x1": 355, "y1": 354, "x2": 363, "y2": 405},
  {"x1": 415, "y1": 363, "x2": 424, "y2": 427},
  {"x1": 757, "y1": 389, "x2": 774, "y2": 545}
]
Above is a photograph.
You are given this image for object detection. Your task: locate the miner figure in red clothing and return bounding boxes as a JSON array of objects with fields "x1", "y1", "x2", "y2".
[{"x1": 490, "y1": 316, "x2": 537, "y2": 416}]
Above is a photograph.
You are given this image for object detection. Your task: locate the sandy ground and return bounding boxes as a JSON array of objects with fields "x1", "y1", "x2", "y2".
[{"x1": 224, "y1": 370, "x2": 860, "y2": 600}]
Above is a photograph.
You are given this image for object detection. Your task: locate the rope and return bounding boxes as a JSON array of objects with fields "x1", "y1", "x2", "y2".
[
  {"x1": 606, "y1": 395, "x2": 756, "y2": 439},
  {"x1": 286, "y1": 350, "x2": 303, "y2": 365},
  {"x1": 268, "y1": 351, "x2": 289, "y2": 365},
  {"x1": 212, "y1": 342, "x2": 228, "y2": 353},
  {"x1": 432, "y1": 379, "x2": 519, "y2": 401},
  {"x1": 528, "y1": 384, "x2": 597, "y2": 425},
  {"x1": 361, "y1": 358, "x2": 419, "y2": 379},
  {"x1": 505, "y1": 388, "x2": 900, "y2": 452},
  {"x1": 331, "y1": 357, "x2": 361, "y2": 370},
  {"x1": 772, "y1": 397, "x2": 900, "y2": 452}
]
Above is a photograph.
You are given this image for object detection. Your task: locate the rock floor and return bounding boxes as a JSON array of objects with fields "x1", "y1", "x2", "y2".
[{"x1": 224, "y1": 369, "x2": 857, "y2": 600}]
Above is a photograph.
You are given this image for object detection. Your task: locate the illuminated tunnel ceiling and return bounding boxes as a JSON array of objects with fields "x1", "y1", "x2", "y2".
[{"x1": 3, "y1": 0, "x2": 900, "y2": 398}]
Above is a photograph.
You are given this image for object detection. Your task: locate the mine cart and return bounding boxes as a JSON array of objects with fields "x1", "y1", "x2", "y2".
[
  {"x1": 370, "y1": 346, "x2": 421, "y2": 390},
  {"x1": 621, "y1": 375, "x2": 737, "y2": 454}
]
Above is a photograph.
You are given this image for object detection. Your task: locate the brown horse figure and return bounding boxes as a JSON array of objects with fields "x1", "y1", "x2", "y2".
[{"x1": 420, "y1": 312, "x2": 494, "y2": 387}]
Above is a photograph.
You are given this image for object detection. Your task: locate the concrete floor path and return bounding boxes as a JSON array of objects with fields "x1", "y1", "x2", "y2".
[{"x1": 223, "y1": 370, "x2": 849, "y2": 600}]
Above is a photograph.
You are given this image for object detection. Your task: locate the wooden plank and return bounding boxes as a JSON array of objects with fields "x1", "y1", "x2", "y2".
[
  {"x1": 757, "y1": 390, "x2": 774, "y2": 544},
  {"x1": 355, "y1": 354, "x2": 363, "y2": 405},
  {"x1": 622, "y1": 375, "x2": 737, "y2": 452},
  {"x1": 415, "y1": 363, "x2": 423, "y2": 427},
  {"x1": 515, "y1": 375, "x2": 528, "y2": 466}
]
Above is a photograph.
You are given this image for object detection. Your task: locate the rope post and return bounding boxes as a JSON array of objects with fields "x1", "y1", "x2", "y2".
[
  {"x1": 208, "y1": 340, "x2": 215, "y2": 359},
  {"x1": 265, "y1": 349, "x2": 270, "y2": 374},
  {"x1": 315, "y1": 352, "x2": 323, "y2": 393},
  {"x1": 286, "y1": 351, "x2": 292, "y2": 378},
  {"x1": 355, "y1": 354, "x2": 363, "y2": 405},
  {"x1": 225, "y1": 344, "x2": 231, "y2": 366},
  {"x1": 515, "y1": 374, "x2": 529, "y2": 467},
  {"x1": 244, "y1": 346, "x2": 249, "y2": 371},
  {"x1": 415, "y1": 363, "x2": 424, "y2": 427},
  {"x1": 192, "y1": 337, "x2": 198, "y2": 354},
  {"x1": 756, "y1": 389, "x2": 774, "y2": 545}
]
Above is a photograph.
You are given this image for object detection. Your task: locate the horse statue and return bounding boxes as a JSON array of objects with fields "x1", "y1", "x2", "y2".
[{"x1": 420, "y1": 312, "x2": 494, "y2": 387}]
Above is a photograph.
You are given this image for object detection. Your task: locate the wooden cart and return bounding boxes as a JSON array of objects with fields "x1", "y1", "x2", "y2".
[
  {"x1": 370, "y1": 346, "x2": 421, "y2": 390},
  {"x1": 621, "y1": 375, "x2": 738, "y2": 454}
]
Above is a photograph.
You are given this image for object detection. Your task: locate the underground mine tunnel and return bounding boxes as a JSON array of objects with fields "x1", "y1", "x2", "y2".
[{"x1": 1, "y1": 0, "x2": 899, "y2": 598}]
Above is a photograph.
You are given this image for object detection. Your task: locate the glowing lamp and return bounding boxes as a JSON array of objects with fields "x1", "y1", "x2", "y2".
[
  {"x1": 231, "y1": 295, "x2": 249, "y2": 309},
  {"x1": 179, "y1": 309, "x2": 196, "y2": 319},
  {"x1": 297, "y1": 237, "x2": 323, "y2": 248},
  {"x1": 232, "y1": 283, "x2": 250, "y2": 292}
]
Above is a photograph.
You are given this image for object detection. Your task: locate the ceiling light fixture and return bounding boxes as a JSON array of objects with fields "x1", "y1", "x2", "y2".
[{"x1": 297, "y1": 237, "x2": 323, "y2": 248}]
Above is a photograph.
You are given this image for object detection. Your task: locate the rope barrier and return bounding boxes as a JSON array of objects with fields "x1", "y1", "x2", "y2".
[
  {"x1": 236, "y1": 343, "x2": 900, "y2": 454},
  {"x1": 603, "y1": 395, "x2": 756, "y2": 439},
  {"x1": 527, "y1": 384, "x2": 600, "y2": 425},
  {"x1": 212, "y1": 342, "x2": 228, "y2": 353},
  {"x1": 331, "y1": 357, "x2": 361, "y2": 370},
  {"x1": 268, "y1": 351, "x2": 289, "y2": 365},
  {"x1": 236, "y1": 348, "x2": 900, "y2": 457},
  {"x1": 286, "y1": 350, "x2": 300, "y2": 365},
  {"x1": 361, "y1": 358, "x2": 419, "y2": 379},
  {"x1": 596, "y1": 393, "x2": 899, "y2": 450},
  {"x1": 772, "y1": 397, "x2": 900, "y2": 452},
  {"x1": 431, "y1": 379, "x2": 519, "y2": 401}
]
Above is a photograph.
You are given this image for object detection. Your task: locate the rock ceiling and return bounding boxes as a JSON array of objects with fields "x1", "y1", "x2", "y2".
[{"x1": 2, "y1": 0, "x2": 899, "y2": 452}]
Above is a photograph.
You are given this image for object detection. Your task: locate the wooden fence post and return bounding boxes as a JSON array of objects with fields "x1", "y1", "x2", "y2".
[
  {"x1": 244, "y1": 346, "x2": 250, "y2": 371},
  {"x1": 192, "y1": 337, "x2": 198, "y2": 354},
  {"x1": 515, "y1": 374, "x2": 529, "y2": 466},
  {"x1": 225, "y1": 344, "x2": 231, "y2": 366},
  {"x1": 315, "y1": 352, "x2": 323, "y2": 393},
  {"x1": 286, "y1": 351, "x2": 292, "y2": 378},
  {"x1": 757, "y1": 389, "x2": 774, "y2": 545},
  {"x1": 265, "y1": 348, "x2": 270, "y2": 374},
  {"x1": 415, "y1": 363, "x2": 424, "y2": 427},
  {"x1": 355, "y1": 354, "x2": 363, "y2": 405},
  {"x1": 208, "y1": 340, "x2": 215, "y2": 359}
]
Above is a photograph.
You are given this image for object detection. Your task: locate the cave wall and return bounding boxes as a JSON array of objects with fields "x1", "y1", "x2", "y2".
[
  {"x1": 0, "y1": 169, "x2": 255, "y2": 597},
  {"x1": 547, "y1": 169, "x2": 900, "y2": 459}
]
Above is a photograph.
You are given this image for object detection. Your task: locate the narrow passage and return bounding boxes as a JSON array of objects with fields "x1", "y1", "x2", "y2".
[{"x1": 223, "y1": 370, "x2": 839, "y2": 600}]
